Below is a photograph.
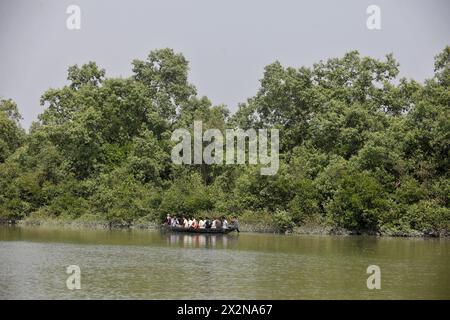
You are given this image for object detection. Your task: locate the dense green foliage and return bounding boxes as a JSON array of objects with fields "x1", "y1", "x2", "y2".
[{"x1": 0, "y1": 47, "x2": 449, "y2": 233}]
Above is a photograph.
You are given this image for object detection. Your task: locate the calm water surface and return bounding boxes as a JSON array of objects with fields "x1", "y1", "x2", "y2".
[{"x1": 0, "y1": 226, "x2": 449, "y2": 299}]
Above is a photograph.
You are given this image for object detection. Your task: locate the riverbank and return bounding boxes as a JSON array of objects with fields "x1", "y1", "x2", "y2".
[
  {"x1": 2, "y1": 216, "x2": 448, "y2": 238},
  {"x1": 11, "y1": 217, "x2": 160, "y2": 230}
]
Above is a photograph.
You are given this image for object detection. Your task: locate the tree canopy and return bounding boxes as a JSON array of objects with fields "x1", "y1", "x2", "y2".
[{"x1": 0, "y1": 47, "x2": 448, "y2": 234}]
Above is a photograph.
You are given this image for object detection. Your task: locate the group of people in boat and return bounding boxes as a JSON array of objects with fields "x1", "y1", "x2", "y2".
[{"x1": 164, "y1": 214, "x2": 240, "y2": 232}]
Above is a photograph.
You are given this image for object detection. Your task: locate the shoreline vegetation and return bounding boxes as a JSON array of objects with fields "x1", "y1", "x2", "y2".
[
  {"x1": 1, "y1": 48, "x2": 449, "y2": 238},
  {"x1": 1, "y1": 217, "x2": 448, "y2": 237}
]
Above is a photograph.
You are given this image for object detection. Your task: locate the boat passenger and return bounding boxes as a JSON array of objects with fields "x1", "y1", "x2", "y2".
[
  {"x1": 204, "y1": 218, "x2": 212, "y2": 229},
  {"x1": 222, "y1": 217, "x2": 228, "y2": 229},
  {"x1": 192, "y1": 218, "x2": 199, "y2": 229},
  {"x1": 211, "y1": 219, "x2": 216, "y2": 229},
  {"x1": 215, "y1": 218, "x2": 222, "y2": 229},
  {"x1": 230, "y1": 216, "x2": 240, "y2": 233},
  {"x1": 165, "y1": 214, "x2": 171, "y2": 225},
  {"x1": 199, "y1": 218, "x2": 205, "y2": 228},
  {"x1": 183, "y1": 217, "x2": 189, "y2": 228}
]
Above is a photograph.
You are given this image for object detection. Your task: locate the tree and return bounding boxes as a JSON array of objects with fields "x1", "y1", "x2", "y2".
[
  {"x1": 67, "y1": 61, "x2": 105, "y2": 89},
  {"x1": 132, "y1": 48, "x2": 196, "y2": 122},
  {"x1": 1, "y1": 47, "x2": 449, "y2": 235},
  {"x1": 0, "y1": 99, "x2": 24, "y2": 163}
]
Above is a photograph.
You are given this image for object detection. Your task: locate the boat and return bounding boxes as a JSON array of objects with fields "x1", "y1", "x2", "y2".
[{"x1": 163, "y1": 225, "x2": 237, "y2": 234}]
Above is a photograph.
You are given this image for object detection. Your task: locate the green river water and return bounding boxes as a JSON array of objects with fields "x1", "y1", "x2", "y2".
[{"x1": 0, "y1": 225, "x2": 449, "y2": 299}]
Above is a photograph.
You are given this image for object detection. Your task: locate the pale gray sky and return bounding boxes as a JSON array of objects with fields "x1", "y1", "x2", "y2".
[{"x1": 0, "y1": 0, "x2": 449, "y2": 129}]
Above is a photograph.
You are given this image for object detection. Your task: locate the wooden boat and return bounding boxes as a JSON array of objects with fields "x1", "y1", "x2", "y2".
[{"x1": 163, "y1": 225, "x2": 237, "y2": 234}]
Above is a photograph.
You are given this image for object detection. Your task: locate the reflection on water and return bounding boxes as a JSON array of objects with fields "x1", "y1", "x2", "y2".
[
  {"x1": 165, "y1": 233, "x2": 236, "y2": 249},
  {"x1": 0, "y1": 225, "x2": 449, "y2": 299}
]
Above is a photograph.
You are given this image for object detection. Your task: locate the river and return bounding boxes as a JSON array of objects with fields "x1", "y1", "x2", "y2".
[{"x1": 0, "y1": 225, "x2": 449, "y2": 299}]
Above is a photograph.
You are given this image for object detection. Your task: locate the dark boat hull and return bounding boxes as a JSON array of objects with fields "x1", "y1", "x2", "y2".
[{"x1": 163, "y1": 225, "x2": 237, "y2": 234}]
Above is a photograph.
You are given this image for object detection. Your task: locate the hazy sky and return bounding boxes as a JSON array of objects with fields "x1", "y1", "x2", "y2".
[{"x1": 0, "y1": 0, "x2": 449, "y2": 129}]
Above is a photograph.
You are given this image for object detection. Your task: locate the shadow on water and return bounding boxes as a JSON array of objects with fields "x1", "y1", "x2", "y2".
[
  {"x1": 163, "y1": 232, "x2": 239, "y2": 249},
  {"x1": 0, "y1": 225, "x2": 242, "y2": 249}
]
